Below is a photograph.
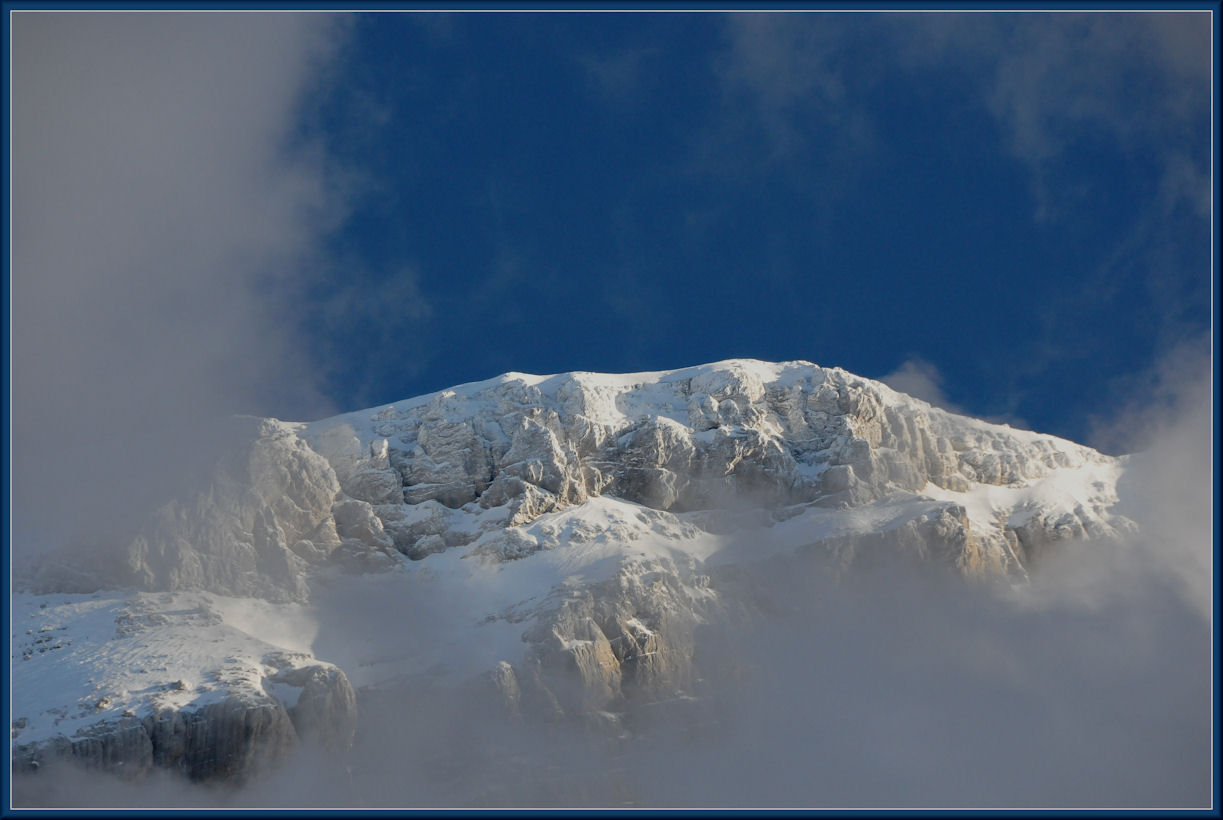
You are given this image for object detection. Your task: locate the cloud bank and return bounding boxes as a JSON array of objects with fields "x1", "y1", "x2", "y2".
[{"x1": 10, "y1": 12, "x2": 348, "y2": 558}]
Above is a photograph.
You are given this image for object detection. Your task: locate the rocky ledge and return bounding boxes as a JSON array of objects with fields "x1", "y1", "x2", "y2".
[{"x1": 10, "y1": 591, "x2": 356, "y2": 783}]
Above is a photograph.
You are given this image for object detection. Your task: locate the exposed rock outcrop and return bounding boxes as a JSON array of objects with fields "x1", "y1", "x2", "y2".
[
  {"x1": 13, "y1": 670, "x2": 356, "y2": 784},
  {"x1": 115, "y1": 417, "x2": 344, "y2": 602},
  {"x1": 21, "y1": 360, "x2": 1127, "y2": 605},
  {"x1": 10, "y1": 592, "x2": 357, "y2": 786},
  {"x1": 12, "y1": 359, "x2": 1135, "y2": 790},
  {"x1": 299, "y1": 360, "x2": 1127, "y2": 578}
]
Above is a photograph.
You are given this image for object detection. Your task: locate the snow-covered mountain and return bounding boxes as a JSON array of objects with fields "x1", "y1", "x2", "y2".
[{"x1": 10, "y1": 359, "x2": 1134, "y2": 790}]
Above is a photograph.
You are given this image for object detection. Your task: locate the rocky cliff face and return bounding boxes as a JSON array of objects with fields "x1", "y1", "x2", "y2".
[
  {"x1": 10, "y1": 591, "x2": 357, "y2": 785},
  {"x1": 119, "y1": 418, "x2": 347, "y2": 602},
  {"x1": 12, "y1": 359, "x2": 1133, "y2": 787},
  {"x1": 28, "y1": 359, "x2": 1124, "y2": 602},
  {"x1": 301, "y1": 360, "x2": 1127, "y2": 723},
  {"x1": 300, "y1": 359, "x2": 1127, "y2": 581}
]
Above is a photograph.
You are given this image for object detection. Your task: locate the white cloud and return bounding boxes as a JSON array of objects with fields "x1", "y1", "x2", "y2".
[
  {"x1": 879, "y1": 356, "x2": 963, "y2": 413},
  {"x1": 1090, "y1": 337, "x2": 1214, "y2": 619},
  {"x1": 10, "y1": 12, "x2": 349, "y2": 555}
]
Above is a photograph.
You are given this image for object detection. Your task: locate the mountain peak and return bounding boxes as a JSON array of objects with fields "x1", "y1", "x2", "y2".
[{"x1": 12, "y1": 358, "x2": 1137, "y2": 789}]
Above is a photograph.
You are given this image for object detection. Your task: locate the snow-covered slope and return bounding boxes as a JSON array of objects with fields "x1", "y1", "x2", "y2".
[
  {"x1": 10, "y1": 589, "x2": 355, "y2": 781},
  {"x1": 11, "y1": 359, "x2": 1133, "y2": 783},
  {"x1": 298, "y1": 357, "x2": 1127, "y2": 579}
]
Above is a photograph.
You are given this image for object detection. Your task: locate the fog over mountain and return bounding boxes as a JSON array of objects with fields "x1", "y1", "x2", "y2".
[
  {"x1": 9, "y1": 9, "x2": 1211, "y2": 812},
  {"x1": 9, "y1": 358, "x2": 1211, "y2": 809}
]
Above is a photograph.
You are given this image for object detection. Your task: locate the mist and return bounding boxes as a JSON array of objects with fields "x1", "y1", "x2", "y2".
[
  {"x1": 13, "y1": 350, "x2": 1212, "y2": 809},
  {"x1": 8, "y1": 12, "x2": 1211, "y2": 810},
  {"x1": 10, "y1": 12, "x2": 346, "y2": 562}
]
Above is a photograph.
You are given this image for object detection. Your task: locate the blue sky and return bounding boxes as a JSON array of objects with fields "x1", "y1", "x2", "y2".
[
  {"x1": 290, "y1": 11, "x2": 1212, "y2": 450},
  {"x1": 8, "y1": 9, "x2": 1215, "y2": 546}
]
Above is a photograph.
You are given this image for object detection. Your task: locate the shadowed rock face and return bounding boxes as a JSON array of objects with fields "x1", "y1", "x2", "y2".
[
  {"x1": 507, "y1": 556, "x2": 708, "y2": 720},
  {"x1": 10, "y1": 587, "x2": 359, "y2": 789},
  {"x1": 13, "y1": 660, "x2": 356, "y2": 784}
]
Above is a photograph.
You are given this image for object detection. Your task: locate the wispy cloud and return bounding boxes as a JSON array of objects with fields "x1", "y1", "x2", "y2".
[
  {"x1": 712, "y1": 13, "x2": 877, "y2": 164},
  {"x1": 889, "y1": 12, "x2": 1210, "y2": 224},
  {"x1": 11, "y1": 12, "x2": 350, "y2": 554},
  {"x1": 309, "y1": 264, "x2": 434, "y2": 410},
  {"x1": 578, "y1": 44, "x2": 660, "y2": 104},
  {"x1": 711, "y1": 11, "x2": 1209, "y2": 221},
  {"x1": 879, "y1": 356, "x2": 963, "y2": 413},
  {"x1": 877, "y1": 12, "x2": 1210, "y2": 432}
]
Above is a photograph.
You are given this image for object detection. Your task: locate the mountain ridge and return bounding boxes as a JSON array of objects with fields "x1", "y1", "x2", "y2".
[{"x1": 11, "y1": 357, "x2": 1134, "y2": 789}]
